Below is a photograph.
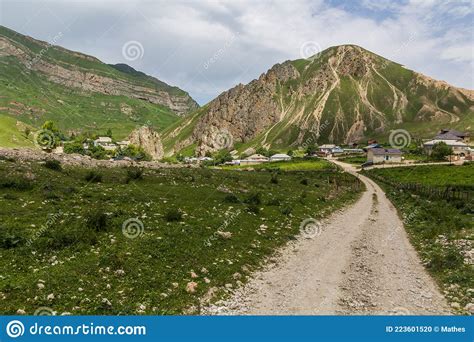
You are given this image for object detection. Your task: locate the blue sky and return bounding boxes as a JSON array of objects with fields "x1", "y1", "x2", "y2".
[{"x1": 1, "y1": 0, "x2": 472, "y2": 104}]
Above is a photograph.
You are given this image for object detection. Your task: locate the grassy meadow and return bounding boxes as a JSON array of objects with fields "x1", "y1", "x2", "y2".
[
  {"x1": 364, "y1": 163, "x2": 473, "y2": 313},
  {"x1": 0, "y1": 157, "x2": 363, "y2": 315}
]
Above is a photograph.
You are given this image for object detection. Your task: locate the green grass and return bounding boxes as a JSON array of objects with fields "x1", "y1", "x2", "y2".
[
  {"x1": 337, "y1": 155, "x2": 366, "y2": 165},
  {"x1": 364, "y1": 164, "x2": 473, "y2": 314},
  {"x1": 221, "y1": 159, "x2": 333, "y2": 171},
  {"x1": 366, "y1": 163, "x2": 474, "y2": 186},
  {"x1": 0, "y1": 115, "x2": 34, "y2": 147},
  {"x1": 0, "y1": 159, "x2": 362, "y2": 314}
]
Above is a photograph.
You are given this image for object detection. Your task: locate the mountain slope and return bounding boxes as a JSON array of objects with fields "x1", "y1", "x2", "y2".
[
  {"x1": 0, "y1": 25, "x2": 199, "y2": 142},
  {"x1": 163, "y1": 45, "x2": 473, "y2": 155}
]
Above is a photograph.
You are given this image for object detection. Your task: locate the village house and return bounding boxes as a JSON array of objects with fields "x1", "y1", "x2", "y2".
[
  {"x1": 435, "y1": 129, "x2": 470, "y2": 143},
  {"x1": 318, "y1": 144, "x2": 343, "y2": 156},
  {"x1": 240, "y1": 154, "x2": 269, "y2": 166},
  {"x1": 367, "y1": 148, "x2": 402, "y2": 164},
  {"x1": 343, "y1": 148, "x2": 364, "y2": 154},
  {"x1": 94, "y1": 136, "x2": 116, "y2": 151},
  {"x1": 269, "y1": 153, "x2": 292, "y2": 162},
  {"x1": 423, "y1": 139, "x2": 470, "y2": 156}
]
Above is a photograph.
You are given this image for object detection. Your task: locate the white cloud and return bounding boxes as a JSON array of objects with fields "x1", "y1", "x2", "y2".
[{"x1": 0, "y1": 0, "x2": 472, "y2": 104}]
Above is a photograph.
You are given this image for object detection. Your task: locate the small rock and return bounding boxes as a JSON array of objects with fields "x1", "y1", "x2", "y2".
[
  {"x1": 464, "y1": 303, "x2": 474, "y2": 314},
  {"x1": 186, "y1": 281, "x2": 198, "y2": 293},
  {"x1": 16, "y1": 309, "x2": 26, "y2": 315},
  {"x1": 217, "y1": 231, "x2": 232, "y2": 239},
  {"x1": 450, "y1": 302, "x2": 460, "y2": 309}
]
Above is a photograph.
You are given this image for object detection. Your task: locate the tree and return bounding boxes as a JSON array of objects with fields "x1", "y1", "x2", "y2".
[
  {"x1": 41, "y1": 121, "x2": 60, "y2": 134},
  {"x1": 287, "y1": 150, "x2": 294, "y2": 157},
  {"x1": 63, "y1": 141, "x2": 86, "y2": 154},
  {"x1": 430, "y1": 142, "x2": 452, "y2": 161},
  {"x1": 117, "y1": 144, "x2": 152, "y2": 161},
  {"x1": 256, "y1": 147, "x2": 269, "y2": 156},
  {"x1": 214, "y1": 149, "x2": 233, "y2": 165},
  {"x1": 36, "y1": 121, "x2": 61, "y2": 149},
  {"x1": 305, "y1": 144, "x2": 317, "y2": 156}
]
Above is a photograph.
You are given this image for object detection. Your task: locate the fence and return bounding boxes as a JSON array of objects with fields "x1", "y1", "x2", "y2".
[{"x1": 366, "y1": 174, "x2": 472, "y2": 202}]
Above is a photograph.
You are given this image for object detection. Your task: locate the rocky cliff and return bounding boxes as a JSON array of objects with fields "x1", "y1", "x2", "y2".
[
  {"x1": 128, "y1": 125, "x2": 164, "y2": 160},
  {"x1": 163, "y1": 45, "x2": 473, "y2": 155}
]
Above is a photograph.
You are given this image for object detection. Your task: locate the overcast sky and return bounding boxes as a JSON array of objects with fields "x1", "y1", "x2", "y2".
[{"x1": 1, "y1": 0, "x2": 472, "y2": 104}]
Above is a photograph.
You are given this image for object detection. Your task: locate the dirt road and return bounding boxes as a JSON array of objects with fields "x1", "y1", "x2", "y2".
[{"x1": 203, "y1": 161, "x2": 451, "y2": 315}]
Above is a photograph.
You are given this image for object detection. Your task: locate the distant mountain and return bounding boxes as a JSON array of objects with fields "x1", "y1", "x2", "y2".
[
  {"x1": 0, "y1": 25, "x2": 198, "y2": 145},
  {"x1": 162, "y1": 45, "x2": 473, "y2": 155}
]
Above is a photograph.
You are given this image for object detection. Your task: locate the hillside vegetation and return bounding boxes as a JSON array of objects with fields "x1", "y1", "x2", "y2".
[
  {"x1": 0, "y1": 157, "x2": 362, "y2": 314},
  {"x1": 0, "y1": 25, "x2": 198, "y2": 143}
]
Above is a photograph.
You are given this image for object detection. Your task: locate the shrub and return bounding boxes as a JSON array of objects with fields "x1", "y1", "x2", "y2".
[
  {"x1": 84, "y1": 170, "x2": 102, "y2": 183},
  {"x1": 300, "y1": 178, "x2": 309, "y2": 185},
  {"x1": 430, "y1": 142, "x2": 452, "y2": 161},
  {"x1": 0, "y1": 155, "x2": 15, "y2": 162},
  {"x1": 270, "y1": 173, "x2": 279, "y2": 184},
  {"x1": 246, "y1": 204, "x2": 260, "y2": 214},
  {"x1": 165, "y1": 208, "x2": 183, "y2": 222},
  {"x1": 0, "y1": 226, "x2": 24, "y2": 249},
  {"x1": 244, "y1": 192, "x2": 262, "y2": 205},
  {"x1": 85, "y1": 209, "x2": 108, "y2": 231},
  {"x1": 281, "y1": 206, "x2": 292, "y2": 216},
  {"x1": 125, "y1": 167, "x2": 144, "y2": 183},
  {"x1": 266, "y1": 198, "x2": 281, "y2": 206},
  {"x1": 0, "y1": 178, "x2": 32, "y2": 190},
  {"x1": 224, "y1": 193, "x2": 239, "y2": 203},
  {"x1": 44, "y1": 191, "x2": 60, "y2": 200},
  {"x1": 3, "y1": 193, "x2": 18, "y2": 200},
  {"x1": 43, "y1": 159, "x2": 62, "y2": 171},
  {"x1": 63, "y1": 141, "x2": 86, "y2": 155}
]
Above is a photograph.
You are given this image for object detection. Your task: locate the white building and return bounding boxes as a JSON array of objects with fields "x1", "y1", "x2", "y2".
[
  {"x1": 240, "y1": 154, "x2": 269, "y2": 165},
  {"x1": 270, "y1": 153, "x2": 292, "y2": 162},
  {"x1": 94, "y1": 137, "x2": 116, "y2": 151},
  {"x1": 367, "y1": 148, "x2": 402, "y2": 164}
]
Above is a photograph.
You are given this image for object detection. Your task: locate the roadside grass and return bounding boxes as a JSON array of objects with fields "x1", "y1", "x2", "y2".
[
  {"x1": 0, "y1": 160, "x2": 363, "y2": 315},
  {"x1": 364, "y1": 163, "x2": 473, "y2": 314},
  {"x1": 337, "y1": 155, "x2": 366, "y2": 165},
  {"x1": 221, "y1": 158, "x2": 334, "y2": 172}
]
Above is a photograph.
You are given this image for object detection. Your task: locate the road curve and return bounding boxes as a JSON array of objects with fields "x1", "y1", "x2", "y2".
[{"x1": 203, "y1": 161, "x2": 451, "y2": 315}]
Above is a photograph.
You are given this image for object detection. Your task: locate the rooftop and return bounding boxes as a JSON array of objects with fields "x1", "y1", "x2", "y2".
[
  {"x1": 369, "y1": 148, "x2": 402, "y2": 155},
  {"x1": 434, "y1": 132, "x2": 463, "y2": 141},
  {"x1": 423, "y1": 139, "x2": 468, "y2": 147}
]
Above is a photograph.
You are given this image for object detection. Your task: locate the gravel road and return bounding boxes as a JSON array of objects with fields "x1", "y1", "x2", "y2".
[{"x1": 203, "y1": 161, "x2": 451, "y2": 315}]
